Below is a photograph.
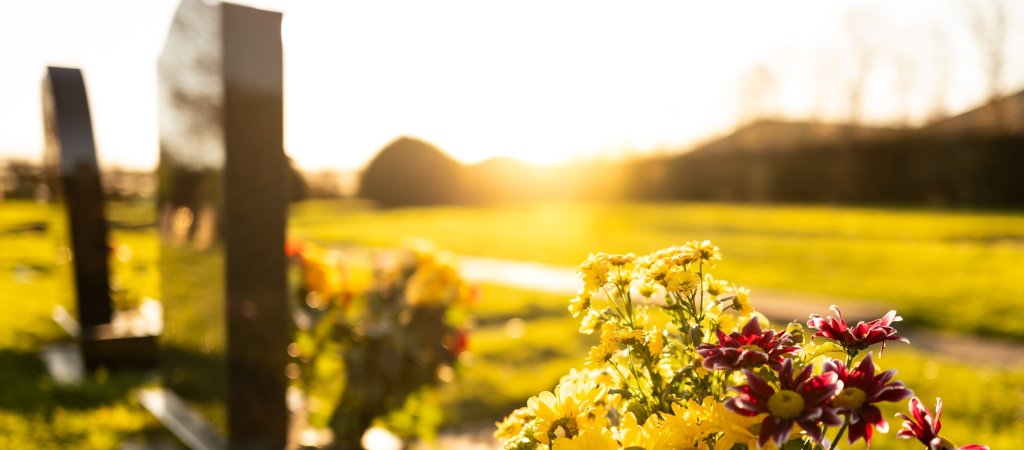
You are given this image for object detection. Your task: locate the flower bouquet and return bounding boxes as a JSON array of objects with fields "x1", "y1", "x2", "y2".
[
  {"x1": 495, "y1": 241, "x2": 987, "y2": 450},
  {"x1": 288, "y1": 240, "x2": 475, "y2": 449}
]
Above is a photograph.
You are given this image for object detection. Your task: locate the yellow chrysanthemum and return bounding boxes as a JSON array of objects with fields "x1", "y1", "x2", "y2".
[
  {"x1": 578, "y1": 253, "x2": 610, "y2": 294},
  {"x1": 528, "y1": 380, "x2": 609, "y2": 444},
  {"x1": 585, "y1": 343, "x2": 615, "y2": 369},
  {"x1": 646, "y1": 327, "x2": 664, "y2": 358},
  {"x1": 708, "y1": 402, "x2": 777, "y2": 450},
  {"x1": 664, "y1": 268, "x2": 700, "y2": 294},
  {"x1": 733, "y1": 286, "x2": 754, "y2": 315},
  {"x1": 301, "y1": 245, "x2": 347, "y2": 299},
  {"x1": 643, "y1": 401, "x2": 710, "y2": 450},
  {"x1": 607, "y1": 253, "x2": 637, "y2": 268},
  {"x1": 568, "y1": 291, "x2": 591, "y2": 318},
  {"x1": 704, "y1": 273, "x2": 729, "y2": 297},
  {"x1": 579, "y1": 309, "x2": 603, "y2": 335},
  {"x1": 686, "y1": 239, "x2": 722, "y2": 267},
  {"x1": 494, "y1": 406, "x2": 534, "y2": 441},
  {"x1": 405, "y1": 253, "x2": 463, "y2": 306},
  {"x1": 551, "y1": 428, "x2": 618, "y2": 450}
]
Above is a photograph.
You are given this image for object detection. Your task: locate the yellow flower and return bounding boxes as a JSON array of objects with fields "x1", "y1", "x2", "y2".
[
  {"x1": 686, "y1": 239, "x2": 722, "y2": 267},
  {"x1": 578, "y1": 253, "x2": 610, "y2": 294},
  {"x1": 716, "y1": 313, "x2": 738, "y2": 334},
  {"x1": 614, "y1": 412, "x2": 646, "y2": 448},
  {"x1": 551, "y1": 428, "x2": 618, "y2": 450},
  {"x1": 528, "y1": 380, "x2": 609, "y2": 444},
  {"x1": 664, "y1": 268, "x2": 700, "y2": 293},
  {"x1": 733, "y1": 286, "x2": 754, "y2": 315},
  {"x1": 606, "y1": 323, "x2": 644, "y2": 345},
  {"x1": 494, "y1": 406, "x2": 534, "y2": 441},
  {"x1": 579, "y1": 309, "x2": 604, "y2": 335},
  {"x1": 643, "y1": 401, "x2": 710, "y2": 449},
  {"x1": 568, "y1": 291, "x2": 592, "y2": 318},
  {"x1": 704, "y1": 273, "x2": 729, "y2": 297},
  {"x1": 708, "y1": 401, "x2": 776, "y2": 450},
  {"x1": 646, "y1": 327, "x2": 664, "y2": 358},
  {"x1": 692, "y1": 353, "x2": 710, "y2": 377},
  {"x1": 635, "y1": 281, "x2": 658, "y2": 298},
  {"x1": 405, "y1": 253, "x2": 463, "y2": 306},
  {"x1": 585, "y1": 343, "x2": 615, "y2": 369},
  {"x1": 301, "y1": 245, "x2": 346, "y2": 299},
  {"x1": 607, "y1": 253, "x2": 637, "y2": 269}
]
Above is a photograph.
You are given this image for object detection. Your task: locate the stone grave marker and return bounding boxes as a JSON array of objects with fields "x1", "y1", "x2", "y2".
[
  {"x1": 152, "y1": 0, "x2": 288, "y2": 448},
  {"x1": 41, "y1": 66, "x2": 159, "y2": 373}
]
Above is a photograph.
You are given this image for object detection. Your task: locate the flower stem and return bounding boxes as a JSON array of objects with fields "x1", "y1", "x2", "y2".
[{"x1": 828, "y1": 416, "x2": 850, "y2": 450}]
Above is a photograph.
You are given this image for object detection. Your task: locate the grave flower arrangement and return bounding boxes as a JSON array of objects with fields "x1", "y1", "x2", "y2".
[
  {"x1": 495, "y1": 240, "x2": 988, "y2": 450},
  {"x1": 288, "y1": 240, "x2": 476, "y2": 449}
]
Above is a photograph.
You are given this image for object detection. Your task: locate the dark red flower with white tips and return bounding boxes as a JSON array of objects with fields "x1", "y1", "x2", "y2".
[
  {"x1": 696, "y1": 317, "x2": 800, "y2": 371},
  {"x1": 824, "y1": 354, "x2": 913, "y2": 446},
  {"x1": 807, "y1": 305, "x2": 909, "y2": 354},
  {"x1": 726, "y1": 358, "x2": 843, "y2": 448},
  {"x1": 896, "y1": 397, "x2": 989, "y2": 450}
]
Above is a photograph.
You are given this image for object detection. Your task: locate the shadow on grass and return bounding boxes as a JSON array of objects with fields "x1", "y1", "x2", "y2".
[
  {"x1": 0, "y1": 348, "x2": 158, "y2": 413},
  {"x1": 156, "y1": 345, "x2": 226, "y2": 404}
]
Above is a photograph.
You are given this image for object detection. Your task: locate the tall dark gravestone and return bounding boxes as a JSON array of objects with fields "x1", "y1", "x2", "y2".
[
  {"x1": 42, "y1": 67, "x2": 158, "y2": 371},
  {"x1": 42, "y1": 67, "x2": 113, "y2": 331},
  {"x1": 156, "y1": 0, "x2": 289, "y2": 448}
]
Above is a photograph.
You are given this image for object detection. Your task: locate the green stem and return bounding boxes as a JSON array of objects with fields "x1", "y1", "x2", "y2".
[{"x1": 828, "y1": 416, "x2": 850, "y2": 450}]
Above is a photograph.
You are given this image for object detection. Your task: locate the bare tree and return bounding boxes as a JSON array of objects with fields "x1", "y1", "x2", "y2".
[
  {"x1": 844, "y1": 8, "x2": 882, "y2": 125},
  {"x1": 967, "y1": 0, "x2": 1010, "y2": 127},
  {"x1": 736, "y1": 62, "x2": 778, "y2": 125},
  {"x1": 927, "y1": 24, "x2": 951, "y2": 122}
]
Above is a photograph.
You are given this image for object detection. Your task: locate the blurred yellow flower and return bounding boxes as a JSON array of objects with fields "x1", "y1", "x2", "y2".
[
  {"x1": 579, "y1": 309, "x2": 603, "y2": 335},
  {"x1": 568, "y1": 291, "x2": 591, "y2": 318},
  {"x1": 301, "y1": 244, "x2": 347, "y2": 299},
  {"x1": 494, "y1": 406, "x2": 533, "y2": 441},
  {"x1": 405, "y1": 251, "x2": 464, "y2": 306}
]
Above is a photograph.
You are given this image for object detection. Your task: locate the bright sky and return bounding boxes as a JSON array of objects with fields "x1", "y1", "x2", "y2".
[{"x1": 1, "y1": 0, "x2": 1022, "y2": 171}]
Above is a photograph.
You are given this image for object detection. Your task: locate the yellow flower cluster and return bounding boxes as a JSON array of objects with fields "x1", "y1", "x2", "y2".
[
  {"x1": 498, "y1": 241, "x2": 786, "y2": 450},
  {"x1": 403, "y1": 244, "x2": 475, "y2": 307}
]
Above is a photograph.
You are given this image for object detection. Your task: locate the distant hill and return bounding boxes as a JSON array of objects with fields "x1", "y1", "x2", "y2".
[
  {"x1": 357, "y1": 136, "x2": 462, "y2": 207},
  {"x1": 688, "y1": 120, "x2": 903, "y2": 156},
  {"x1": 352, "y1": 88, "x2": 1024, "y2": 207},
  {"x1": 925, "y1": 89, "x2": 1024, "y2": 135}
]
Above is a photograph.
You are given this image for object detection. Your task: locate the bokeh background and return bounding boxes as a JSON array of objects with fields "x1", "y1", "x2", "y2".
[{"x1": 2, "y1": 0, "x2": 1023, "y2": 449}]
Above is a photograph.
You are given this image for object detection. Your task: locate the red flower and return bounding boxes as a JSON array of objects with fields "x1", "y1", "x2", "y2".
[
  {"x1": 285, "y1": 237, "x2": 306, "y2": 258},
  {"x1": 807, "y1": 305, "x2": 908, "y2": 354},
  {"x1": 697, "y1": 317, "x2": 800, "y2": 371},
  {"x1": 447, "y1": 329, "x2": 469, "y2": 356},
  {"x1": 726, "y1": 358, "x2": 843, "y2": 448},
  {"x1": 896, "y1": 397, "x2": 989, "y2": 450},
  {"x1": 824, "y1": 354, "x2": 913, "y2": 445}
]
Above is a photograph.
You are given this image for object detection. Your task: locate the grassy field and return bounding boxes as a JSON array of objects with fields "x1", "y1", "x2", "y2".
[
  {"x1": 3, "y1": 199, "x2": 1023, "y2": 449},
  {"x1": 290, "y1": 200, "x2": 1024, "y2": 340}
]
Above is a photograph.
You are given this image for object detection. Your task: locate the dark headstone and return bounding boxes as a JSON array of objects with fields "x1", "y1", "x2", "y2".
[
  {"x1": 42, "y1": 67, "x2": 113, "y2": 330},
  {"x1": 157, "y1": 0, "x2": 288, "y2": 448},
  {"x1": 42, "y1": 67, "x2": 159, "y2": 371}
]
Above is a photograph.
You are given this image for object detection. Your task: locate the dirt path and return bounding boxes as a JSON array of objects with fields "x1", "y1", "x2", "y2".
[{"x1": 458, "y1": 255, "x2": 1024, "y2": 368}]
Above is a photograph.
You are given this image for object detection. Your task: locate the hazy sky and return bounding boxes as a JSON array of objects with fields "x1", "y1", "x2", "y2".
[{"x1": 1, "y1": 0, "x2": 1022, "y2": 170}]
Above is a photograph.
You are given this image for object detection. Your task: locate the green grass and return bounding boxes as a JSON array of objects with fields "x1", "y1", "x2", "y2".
[
  {"x1": 290, "y1": 200, "x2": 1024, "y2": 340},
  {"x1": 0, "y1": 201, "x2": 168, "y2": 449},
  {"x1": 3, "y1": 199, "x2": 1023, "y2": 448}
]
